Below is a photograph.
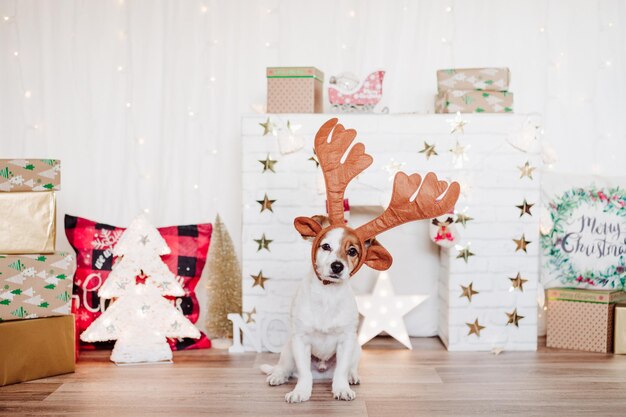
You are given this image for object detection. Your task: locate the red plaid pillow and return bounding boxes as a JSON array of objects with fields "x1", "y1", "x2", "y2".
[{"x1": 65, "y1": 215, "x2": 212, "y2": 351}]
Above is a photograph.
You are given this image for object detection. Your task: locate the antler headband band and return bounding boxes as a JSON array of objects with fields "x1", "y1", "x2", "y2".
[{"x1": 295, "y1": 118, "x2": 461, "y2": 280}]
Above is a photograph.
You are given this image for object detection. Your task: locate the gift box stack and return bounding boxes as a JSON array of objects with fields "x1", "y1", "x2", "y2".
[
  {"x1": 546, "y1": 288, "x2": 626, "y2": 353},
  {"x1": 0, "y1": 159, "x2": 76, "y2": 386},
  {"x1": 435, "y1": 67, "x2": 514, "y2": 113}
]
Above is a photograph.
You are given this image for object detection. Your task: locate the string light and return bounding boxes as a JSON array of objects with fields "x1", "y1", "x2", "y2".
[
  {"x1": 445, "y1": 6, "x2": 453, "y2": 12},
  {"x1": 348, "y1": 10, "x2": 356, "y2": 18},
  {"x1": 539, "y1": 27, "x2": 545, "y2": 33},
  {"x1": 125, "y1": 102, "x2": 132, "y2": 108},
  {"x1": 264, "y1": 41, "x2": 271, "y2": 48},
  {"x1": 193, "y1": 184, "x2": 199, "y2": 190},
  {"x1": 200, "y1": 5, "x2": 208, "y2": 13},
  {"x1": 137, "y1": 137, "x2": 145, "y2": 145},
  {"x1": 24, "y1": 90, "x2": 31, "y2": 98},
  {"x1": 117, "y1": 65, "x2": 124, "y2": 72},
  {"x1": 209, "y1": 76, "x2": 216, "y2": 82},
  {"x1": 604, "y1": 60, "x2": 612, "y2": 67},
  {"x1": 441, "y1": 37, "x2": 448, "y2": 43},
  {"x1": 13, "y1": 51, "x2": 18, "y2": 56},
  {"x1": 3, "y1": 16, "x2": 10, "y2": 21}
]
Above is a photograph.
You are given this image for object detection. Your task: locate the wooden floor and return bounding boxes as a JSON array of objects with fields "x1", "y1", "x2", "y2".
[{"x1": 2, "y1": 337, "x2": 626, "y2": 416}]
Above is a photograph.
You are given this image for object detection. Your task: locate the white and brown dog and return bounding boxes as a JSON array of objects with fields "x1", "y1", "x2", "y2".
[
  {"x1": 261, "y1": 118, "x2": 460, "y2": 404},
  {"x1": 261, "y1": 215, "x2": 392, "y2": 403}
]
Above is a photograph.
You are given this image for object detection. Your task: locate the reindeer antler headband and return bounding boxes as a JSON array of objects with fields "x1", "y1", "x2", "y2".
[{"x1": 295, "y1": 118, "x2": 461, "y2": 279}]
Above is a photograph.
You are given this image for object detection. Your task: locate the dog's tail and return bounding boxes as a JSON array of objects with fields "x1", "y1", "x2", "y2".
[{"x1": 260, "y1": 364, "x2": 274, "y2": 375}]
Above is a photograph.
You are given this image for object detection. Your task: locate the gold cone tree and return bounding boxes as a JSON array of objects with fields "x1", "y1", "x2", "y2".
[{"x1": 205, "y1": 214, "x2": 242, "y2": 339}]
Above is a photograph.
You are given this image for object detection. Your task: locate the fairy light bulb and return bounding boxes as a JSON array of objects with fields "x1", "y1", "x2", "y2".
[
  {"x1": 117, "y1": 65, "x2": 124, "y2": 72},
  {"x1": 445, "y1": 6, "x2": 452, "y2": 12},
  {"x1": 24, "y1": 90, "x2": 32, "y2": 98},
  {"x1": 348, "y1": 10, "x2": 356, "y2": 18},
  {"x1": 200, "y1": 5, "x2": 208, "y2": 13}
]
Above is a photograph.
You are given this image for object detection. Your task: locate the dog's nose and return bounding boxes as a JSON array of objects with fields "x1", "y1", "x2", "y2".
[{"x1": 331, "y1": 261, "x2": 344, "y2": 274}]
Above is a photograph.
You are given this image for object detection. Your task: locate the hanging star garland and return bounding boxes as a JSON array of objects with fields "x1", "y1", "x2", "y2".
[
  {"x1": 258, "y1": 154, "x2": 277, "y2": 173},
  {"x1": 456, "y1": 245, "x2": 475, "y2": 263},
  {"x1": 466, "y1": 318, "x2": 485, "y2": 337},
  {"x1": 244, "y1": 307, "x2": 256, "y2": 324},
  {"x1": 355, "y1": 271, "x2": 428, "y2": 349},
  {"x1": 259, "y1": 117, "x2": 277, "y2": 136},
  {"x1": 251, "y1": 270, "x2": 270, "y2": 289},
  {"x1": 254, "y1": 234, "x2": 272, "y2": 252},
  {"x1": 516, "y1": 199, "x2": 534, "y2": 217},
  {"x1": 460, "y1": 282, "x2": 479, "y2": 302},
  {"x1": 308, "y1": 148, "x2": 320, "y2": 168},
  {"x1": 518, "y1": 161, "x2": 536, "y2": 180},
  {"x1": 419, "y1": 141, "x2": 438, "y2": 159},
  {"x1": 256, "y1": 193, "x2": 276, "y2": 213},
  {"x1": 455, "y1": 213, "x2": 474, "y2": 227},
  {"x1": 447, "y1": 111, "x2": 468, "y2": 134},
  {"x1": 509, "y1": 273, "x2": 528, "y2": 292},
  {"x1": 513, "y1": 234, "x2": 531, "y2": 253},
  {"x1": 449, "y1": 140, "x2": 469, "y2": 167},
  {"x1": 506, "y1": 308, "x2": 524, "y2": 327}
]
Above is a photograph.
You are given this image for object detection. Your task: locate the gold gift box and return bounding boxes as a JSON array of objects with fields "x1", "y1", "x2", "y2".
[
  {"x1": 0, "y1": 315, "x2": 75, "y2": 386},
  {"x1": 615, "y1": 304, "x2": 626, "y2": 354},
  {"x1": 0, "y1": 191, "x2": 56, "y2": 253}
]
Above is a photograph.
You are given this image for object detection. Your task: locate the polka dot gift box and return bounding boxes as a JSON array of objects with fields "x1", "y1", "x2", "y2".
[{"x1": 266, "y1": 67, "x2": 324, "y2": 113}]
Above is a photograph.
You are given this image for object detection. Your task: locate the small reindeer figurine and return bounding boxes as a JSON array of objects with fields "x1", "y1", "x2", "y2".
[{"x1": 262, "y1": 118, "x2": 460, "y2": 403}]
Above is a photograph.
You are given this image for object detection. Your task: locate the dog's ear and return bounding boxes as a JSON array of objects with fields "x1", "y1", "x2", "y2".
[
  {"x1": 363, "y1": 239, "x2": 393, "y2": 271},
  {"x1": 294, "y1": 216, "x2": 323, "y2": 241}
]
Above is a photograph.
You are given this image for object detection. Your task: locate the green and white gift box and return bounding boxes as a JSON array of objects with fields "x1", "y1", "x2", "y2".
[{"x1": 0, "y1": 252, "x2": 76, "y2": 322}]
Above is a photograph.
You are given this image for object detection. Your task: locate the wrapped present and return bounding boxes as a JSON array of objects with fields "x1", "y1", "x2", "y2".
[
  {"x1": 0, "y1": 315, "x2": 75, "y2": 386},
  {"x1": 267, "y1": 67, "x2": 324, "y2": 113},
  {"x1": 0, "y1": 252, "x2": 75, "y2": 321},
  {"x1": 615, "y1": 304, "x2": 626, "y2": 354},
  {"x1": 0, "y1": 159, "x2": 61, "y2": 192},
  {"x1": 0, "y1": 191, "x2": 56, "y2": 253},
  {"x1": 436, "y1": 68, "x2": 510, "y2": 92},
  {"x1": 546, "y1": 288, "x2": 626, "y2": 353},
  {"x1": 435, "y1": 90, "x2": 514, "y2": 114}
]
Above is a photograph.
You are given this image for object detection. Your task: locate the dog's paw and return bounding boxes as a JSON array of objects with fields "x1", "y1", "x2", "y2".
[
  {"x1": 348, "y1": 373, "x2": 360, "y2": 385},
  {"x1": 332, "y1": 386, "x2": 356, "y2": 401},
  {"x1": 267, "y1": 372, "x2": 289, "y2": 386},
  {"x1": 285, "y1": 389, "x2": 311, "y2": 403}
]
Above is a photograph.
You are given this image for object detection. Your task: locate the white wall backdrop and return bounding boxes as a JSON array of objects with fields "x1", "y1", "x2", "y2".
[{"x1": 1, "y1": 0, "x2": 624, "y2": 258}]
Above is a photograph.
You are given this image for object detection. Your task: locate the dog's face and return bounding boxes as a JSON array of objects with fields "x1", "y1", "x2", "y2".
[{"x1": 294, "y1": 215, "x2": 393, "y2": 283}]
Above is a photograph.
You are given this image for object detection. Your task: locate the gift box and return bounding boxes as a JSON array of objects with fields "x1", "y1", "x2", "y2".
[
  {"x1": 614, "y1": 304, "x2": 626, "y2": 354},
  {"x1": 0, "y1": 252, "x2": 75, "y2": 321},
  {"x1": 436, "y1": 67, "x2": 510, "y2": 92},
  {"x1": 435, "y1": 90, "x2": 514, "y2": 114},
  {"x1": 546, "y1": 288, "x2": 626, "y2": 353},
  {"x1": 0, "y1": 191, "x2": 56, "y2": 253},
  {"x1": 0, "y1": 315, "x2": 75, "y2": 386},
  {"x1": 267, "y1": 67, "x2": 324, "y2": 113},
  {"x1": 0, "y1": 159, "x2": 61, "y2": 192}
]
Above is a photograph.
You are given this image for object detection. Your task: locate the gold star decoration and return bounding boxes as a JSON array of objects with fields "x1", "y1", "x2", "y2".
[
  {"x1": 455, "y1": 213, "x2": 474, "y2": 227},
  {"x1": 516, "y1": 199, "x2": 534, "y2": 217},
  {"x1": 456, "y1": 245, "x2": 475, "y2": 263},
  {"x1": 447, "y1": 111, "x2": 468, "y2": 134},
  {"x1": 251, "y1": 270, "x2": 270, "y2": 289},
  {"x1": 308, "y1": 148, "x2": 320, "y2": 168},
  {"x1": 259, "y1": 117, "x2": 277, "y2": 136},
  {"x1": 244, "y1": 307, "x2": 256, "y2": 324},
  {"x1": 258, "y1": 154, "x2": 277, "y2": 173},
  {"x1": 506, "y1": 308, "x2": 524, "y2": 327},
  {"x1": 509, "y1": 273, "x2": 528, "y2": 292},
  {"x1": 460, "y1": 282, "x2": 479, "y2": 302},
  {"x1": 518, "y1": 161, "x2": 536, "y2": 180},
  {"x1": 254, "y1": 233, "x2": 272, "y2": 252},
  {"x1": 419, "y1": 141, "x2": 438, "y2": 159},
  {"x1": 256, "y1": 193, "x2": 276, "y2": 213},
  {"x1": 513, "y1": 234, "x2": 531, "y2": 253},
  {"x1": 449, "y1": 140, "x2": 469, "y2": 167},
  {"x1": 466, "y1": 318, "x2": 485, "y2": 337}
]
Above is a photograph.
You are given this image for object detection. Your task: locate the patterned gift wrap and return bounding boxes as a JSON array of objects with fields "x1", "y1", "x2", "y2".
[
  {"x1": 435, "y1": 90, "x2": 514, "y2": 114},
  {"x1": 614, "y1": 304, "x2": 626, "y2": 354},
  {"x1": 0, "y1": 252, "x2": 76, "y2": 322},
  {"x1": 436, "y1": 67, "x2": 510, "y2": 92},
  {"x1": 0, "y1": 159, "x2": 61, "y2": 192},
  {"x1": 267, "y1": 67, "x2": 324, "y2": 113},
  {"x1": 546, "y1": 288, "x2": 626, "y2": 353}
]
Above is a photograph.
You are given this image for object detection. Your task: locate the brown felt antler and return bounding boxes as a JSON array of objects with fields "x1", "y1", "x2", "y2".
[
  {"x1": 355, "y1": 171, "x2": 461, "y2": 241},
  {"x1": 315, "y1": 118, "x2": 373, "y2": 225}
]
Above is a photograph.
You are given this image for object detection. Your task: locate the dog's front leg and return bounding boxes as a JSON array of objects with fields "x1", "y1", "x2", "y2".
[
  {"x1": 332, "y1": 333, "x2": 357, "y2": 401},
  {"x1": 285, "y1": 335, "x2": 312, "y2": 403}
]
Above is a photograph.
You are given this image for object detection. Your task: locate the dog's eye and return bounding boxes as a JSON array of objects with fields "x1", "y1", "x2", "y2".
[
  {"x1": 321, "y1": 243, "x2": 331, "y2": 251},
  {"x1": 347, "y1": 247, "x2": 358, "y2": 257}
]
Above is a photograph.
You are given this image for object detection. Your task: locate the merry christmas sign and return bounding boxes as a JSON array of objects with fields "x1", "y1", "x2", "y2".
[{"x1": 541, "y1": 187, "x2": 626, "y2": 289}]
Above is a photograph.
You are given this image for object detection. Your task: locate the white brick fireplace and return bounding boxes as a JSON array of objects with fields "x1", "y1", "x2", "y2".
[{"x1": 240, "y1": 113, "x2": 541, "y2": 352}]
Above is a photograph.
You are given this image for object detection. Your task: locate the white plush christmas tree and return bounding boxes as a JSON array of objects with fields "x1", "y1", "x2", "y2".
[{"x1": 81, "y1": 214, "x2": 200, "y2": 364}]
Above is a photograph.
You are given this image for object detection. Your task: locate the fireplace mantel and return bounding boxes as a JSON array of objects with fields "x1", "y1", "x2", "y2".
[{"x1": 240, "y1": 113, "x2": 540, "y2": 352}]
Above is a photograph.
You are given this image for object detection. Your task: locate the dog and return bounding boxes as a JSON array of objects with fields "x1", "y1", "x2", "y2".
[{"x1": 260, "y1": 215, "x2": 391, "y2": 403}]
